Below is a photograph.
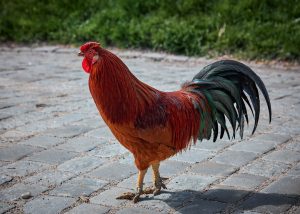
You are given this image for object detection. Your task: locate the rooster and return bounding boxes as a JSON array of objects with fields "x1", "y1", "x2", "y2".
[{"x1": 78, "y1": 42, "x2": 271, "y2": 203}]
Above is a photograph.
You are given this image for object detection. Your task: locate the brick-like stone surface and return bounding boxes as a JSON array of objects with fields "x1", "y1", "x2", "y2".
[
  {"x1": 221, "y1": 173, "x2": 268, "y2": 190},
  {"x1": 241, "y1": 159, "x2": 290, "y2": 178},
  {"x1": 116, "y1": 207, "x2": 161, "y2": 214},
  {"x1": 1, "y1": 47, "x2": 300, "y2": 213},
  {"x1": 88, "y1": 162, "x2": 136, "y2": 181},
  {"x1": 26, "y1": 148, "x2": 78, "y2": 164},
  {"x1": 175, "y1": 199, "x2": 226, "y2": 214},
  {"x1": 55, "y1": 136, "x2": 99, "y2": 152},
  {"x1": 23, "y1": 196, "x2": 75, "y2": 214},
  {"x1": 262, "y1": 149, "x2": 300, "y2": 163},
  {"x1": 212, "y1": 150, "x2": 258, "y2": 167},
  {"x1": 50, "y1": 176, "x2": 108, "y2": 197},
  {"x1": 20, "y1": 135, "x2": 65, "y2": 148},
  {"x1": 239, "y1": 193, "x2": 296, "y2": 214},
  {"x1": 0, "y1": 202, "x2": 14, "y2": 214},
  {"x1": 66, "y1": 204, "x2": 110, "y2": 214},
  {"x1": 0, "y1": 183, "x2": 48, "y2": 201},
  {"x1": 167, "y1": 174, "x2": 217, "y2": 191},
  {"x1": 0, "y1": 144, "x2": 42, "y2": 161},
  {"x1": 191, "y1": 161, "x2": 237, "y2": 177},
  {"x1": 57, "y1": 156, "x2": 104, "y2": 174},
  {"x1": 170, "y1": 149, "x2": 215, "y2": 163}
]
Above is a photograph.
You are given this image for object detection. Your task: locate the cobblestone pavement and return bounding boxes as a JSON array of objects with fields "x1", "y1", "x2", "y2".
[{"x1": 0, "y1": 46, "x2": 299, "y2": 214}]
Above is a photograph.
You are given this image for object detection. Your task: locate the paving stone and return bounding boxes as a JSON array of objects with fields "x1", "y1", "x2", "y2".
[
  {"x1": 65, "y1": 203, "x2": 110, "y2": 214},
  {"x1": 88, "y1": 142, "x2": 128, "y2": 158},
  {"x1": 26, "y1": 148, "x2": 78, "y2": 164},
  {"x1": 167, "y1": 174, "x2": 218, "y2": 191},
  {"x1": 117, "y1": 174, "x2": 152, "y2": 190},
  {"x1": 49, "y1": 176, "x2": 108, "y2": 197},
  {"x1": 0, "y1": 183, "x2": 48, "y2": 201},
  {"x1": 228, "y1": 140, "x2": 275, "y2": 154},
  {"x1": 262, "y1": 176, "x2": 300, "y2": 197},
  {"x1": 1, "y1": 161, "x2": 49, "y2": 177},
  {"x1": 0, "y1": 144, "x2": 42, "y2": 161},
  {"x1": 0, "y1": 174, "x2": 12, "y2": 185},
  {"x1": 262, "y1": 149, "x2": 300, "y2": 163},
  {"x1": 90, "y1": 187, "x2": 129, "y2": 206},
  {"x1": 85, "y1": 126, "x2": 116, "y2": 139},
  {"x1": 116, "y1": 207, "x2": 161, "y2": 214},
  {"x1": 212, "y1": 150, "x2": 258, "y2": 167},
  {"x1": 55, "y1": 136, "x2": 99, "y2": 152},
  {"x1": 23, "y1": 196, "x2": 76, "y2": 214},
  {"x1": 285, "y1": 140, "x2": 300, "y2": 152},
  {"x1": 221, "y1": 173, "x2": 268, "y2": 190},
  {"x1": 201, "y1": 185, "x2": 250, "y2": 203},
  {"x1": 20, "y1": 135, "x2": 65, "y2": 148},
  {"x1": 287, "y1": 163, "x2": 300, "y2": 176},
  {"x1": 170, "y1": 149, "x2": 215, "y2": 163},
  {"x1": 241, "y1": 159, "x2": 290, "y2": 178},
  {"x1": 45, "y1": 125, "x2": 91, "y2": 138},
  {"x1": 23, "y1": 170, "x2": 75, "y2": 187},
  {"x1": 57, "y1": 156, "x2": 104, "y2": 174},
  {"x1": 192, "y1": 140, "x2": 232, "y2": 151},
  {"x1": 175, "y1": 199, "x2": 226, "y2": 214},
  {"x1": 160, "y1": 160, "x2": 190, "y2": 177},
  {"x1": 88, "y1": 162, "x2": 136, "y2": 181},
  {"x1": 239, "y1": 193, "x2": 296, "y2": 214},
  {"x1": 191, "y1": 161, "x2": 237, "y2": 177},
  {"x1": 0, "y1": 202, "x2": 15, "y2": 214},
  {"x1": 254, "y1": 133, "x2": 291, "y2": 145}
]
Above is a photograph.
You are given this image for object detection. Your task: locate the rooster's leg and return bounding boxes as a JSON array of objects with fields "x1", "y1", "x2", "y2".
[
  {"x1": 116, "y1": 168, "x2": 147, "y2": 203},
  {"x1": 144, "y1": 162, "x2": 167, "y2": 195}
]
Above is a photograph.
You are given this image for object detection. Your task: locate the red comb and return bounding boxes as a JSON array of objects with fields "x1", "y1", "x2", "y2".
[{"x1": 80, "y1": 42, "x2": 101, "y2": 52}]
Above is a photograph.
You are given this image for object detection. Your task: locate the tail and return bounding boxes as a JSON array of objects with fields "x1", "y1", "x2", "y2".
[{"x1": 184, "y1": 60, "x2": 272, "y2": 142}]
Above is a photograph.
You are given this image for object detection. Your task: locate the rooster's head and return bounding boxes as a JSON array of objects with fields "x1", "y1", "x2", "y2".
[{"x1": 78, "y1": 42, "x2": 101, "y2": 73}]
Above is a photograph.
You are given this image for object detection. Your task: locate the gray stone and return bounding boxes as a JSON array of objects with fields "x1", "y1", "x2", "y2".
[
  {"x1": 167, "y1": 174, "x2": 217, "y2": 191},
  {"x1": 57, "y1": 156, "x2": 104, "y2": 174},
  {"x1": 0, "y1": 175, "x2": 12, "y2": 185},
  {"x1": 254, "y1": 133, "x2": 291, "y2": 145},
  {"x1": 0, "y1": 144, "x2": 42, "y2": 161},
  {"x1": 239, "y1": 193, "x2": 296, "y2": 214},
  {"x1": 116, "y1": 207, "x2": 161, "y2": 214},
  {"x1": 287, "y1": 163, "x2": 300, "y2": 176},
  {"x1": 241, "y1": 159, "x2": 290, "y2": 178},
  {"x1": 49, "y1": 177, "x2": 108, "y2": 197},
  {"x1": 285, "y1": 141, "x2": 300, "y2": 152},
  {"x1": 228, "y1": 140, "x2": 275, "y2": 154},
  {"x1": 170, "y1": 149, "x2": 215, "y2": 164},
  {"x1": 202, "y1": 185, "x2": 250, "y2": 203},
  {"x1": 191, "y1": 161, "x2": 237, "y2": 177},
  {"x1": 26, "y1": 148, "x2": 78, "y2": 164},
  {"x1": 23, "y1": 170, "x2": 74, "y2": 187},
  {"x1": 20, "y1": 135, "x2": 64, "y2": 148},
  {"x1": 160, "y1": 160, "x2": 190, "y2": 177},
  {"x1": 212, "y1": 150, "x2": 258, "y2": 167},
  {"x1": 221, "y1": 173, "x2": 268, "y2": 190},
  {"x1": 55, "y1": 136, "x2": 99, "y2": 152},
  {"x1": 192, "y1": 140, "x2": 232, "y2": 151},
  {"x1": 0, "y1": 202, "x2": 15, "y2": 214},
  {"x1": 23, "y1": 196, "x2": 75, "y2": 214},
  {"x1": 88, "y1": 162, "x2": 136, "y2": 181},
  {"x1": 90, "y1": 187, "x2": 129, "y2": 206},
  {"x1": 85, "y1": 126, "x2": 115, "y2": 139},
  {"x1": 175, "y1": 199, "x2": 226, "y2": 214},
  {"x1": 88, "y1": 142, "x2": 128, "y2": 158},
  {"x1": 263, "y1": 149, "x2": 300, "y2": 163},
  {"x1": 0, "y1": 183, "x2": 48, "y2": 201},
  {"x1": 65, "y1": 204, "x2": 110, "y2": 214},
  {"x1": 1, "y1": 161, "x2": 49, "y2": 177},
  {"x1": 117, "y1": 174, "x2": 152, "y2": 190},
  {"x1": 45, "y1": 125, "x2": 91, "y2": 138},
  {"x1": 262, "y1": 176, "x2": 300, "y2": 197}
]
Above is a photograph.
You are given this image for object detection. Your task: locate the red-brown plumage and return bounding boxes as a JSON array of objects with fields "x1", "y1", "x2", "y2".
[{"x1": 84, "y1": 45, "x2": 210, "y2": 169}]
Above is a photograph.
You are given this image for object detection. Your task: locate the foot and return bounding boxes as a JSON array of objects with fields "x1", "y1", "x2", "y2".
[
  {"x1": 116, "y1": 188, "x2": 142, "y2": 203},
  {"x1": 143, "y1": 178, "x2": 167, "y2": 196}
]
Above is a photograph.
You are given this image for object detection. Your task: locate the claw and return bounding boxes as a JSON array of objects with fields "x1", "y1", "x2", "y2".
[{"x1": 116, "y1": 192, "x2": 136, "y2": 200}]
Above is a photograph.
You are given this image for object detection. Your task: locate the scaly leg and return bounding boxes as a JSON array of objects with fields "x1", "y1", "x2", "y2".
[
  {"x1": 116, "y1": 168, "x2": 147, "y2": 203},
  {"x1": 144, "y1": 162, "x2": 167, "y2": 195}
]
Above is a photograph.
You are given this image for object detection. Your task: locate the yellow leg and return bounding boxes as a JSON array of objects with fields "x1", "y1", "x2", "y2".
[
  {"x1": 116, "y1": 168, "x2": 148, "y2": 203},
  {"x1": 151, "y1": 162, "x2": 167, "y2": 195}
]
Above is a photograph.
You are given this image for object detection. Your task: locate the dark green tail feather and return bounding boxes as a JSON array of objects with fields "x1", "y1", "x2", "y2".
[{"x1": 187, "y1": 60, "x2": 272, "y2": 142}]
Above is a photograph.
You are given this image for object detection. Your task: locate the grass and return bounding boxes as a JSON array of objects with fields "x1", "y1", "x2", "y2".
[{"x1": 0, "y1": 0, "x2": 299, "y2": 61}]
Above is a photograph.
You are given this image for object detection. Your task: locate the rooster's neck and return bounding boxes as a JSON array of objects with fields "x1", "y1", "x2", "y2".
[{"x1": 88, "y1": 49, "x2": 157, "y2": 124}]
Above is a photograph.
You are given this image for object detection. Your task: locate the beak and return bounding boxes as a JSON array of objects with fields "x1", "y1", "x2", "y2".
[{"x1": 78, "y1": 51, "x2": 84, "y2": 57}]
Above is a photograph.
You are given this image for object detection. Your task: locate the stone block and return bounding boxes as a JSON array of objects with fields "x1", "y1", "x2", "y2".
[
  {"x1": 65, "y1": 204, "x2": 110, "y2": 214},
  {"x1": 191, "y1": 161, "x2": 237, "y2": 177},
  {"x1": 0, "y1": 144, "x2": 42, "y2": 161},
  {"x1": 221, "y1": 173, "x2": 268, "y2": 190},
  {"x1": 212, "y1": 150, "x2": 258, "y2": 167},
  {"x1": 170, "y1": 149, "x2": 215, "y2": 164}
]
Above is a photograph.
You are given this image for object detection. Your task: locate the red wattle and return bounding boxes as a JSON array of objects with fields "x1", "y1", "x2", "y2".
[{"x1": 82, "y1": 57, "x2": 91, "y2": 73}]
